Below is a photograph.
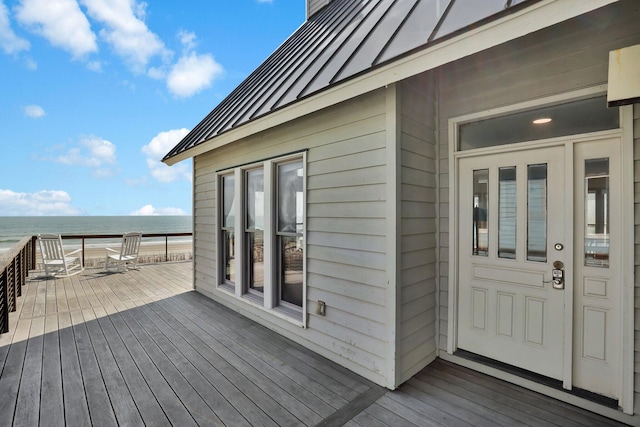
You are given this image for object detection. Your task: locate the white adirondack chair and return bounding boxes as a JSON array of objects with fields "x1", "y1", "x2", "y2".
[
  {"x1": 105, "y1": 232, "x2": 142, "y2": 272},
  {"x1": 37, "y1": 233, "x2": 84, "y2": 277}
]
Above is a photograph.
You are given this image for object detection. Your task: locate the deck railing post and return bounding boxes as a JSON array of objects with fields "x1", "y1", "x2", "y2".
[
  {"x1": 30, "y1": 236, "x2": 37, "y2": 271},
  {"x1": 0, "y1": 268, "x2": 7, "y2": 334}
]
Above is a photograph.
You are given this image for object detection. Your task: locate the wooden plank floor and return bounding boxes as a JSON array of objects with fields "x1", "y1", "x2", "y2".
[{"x1": 0, "y1": 262, "x2": 630, "y2": 426}]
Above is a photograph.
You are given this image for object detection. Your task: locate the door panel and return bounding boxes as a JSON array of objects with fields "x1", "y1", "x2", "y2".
[
  {"x1": 572, "y1": 139, "x2": 620, "y2": 399},
  {"x1": 458, "y1": 146, "x2": 566, "y2": 380},
  {"x1": 456, "y1": 138, "x2": 622, "y2": 401}
]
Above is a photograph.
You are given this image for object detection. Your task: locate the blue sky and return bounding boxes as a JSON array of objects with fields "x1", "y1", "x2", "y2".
[{"x1": 0, "y1": 0, "x2": 304, "y2": 216}]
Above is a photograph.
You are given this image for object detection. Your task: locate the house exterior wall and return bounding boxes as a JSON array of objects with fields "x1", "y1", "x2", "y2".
[
  {"x1": 397, "y1": 75, "x2": 439, "y2": 384},
  {"x1": 634, "y1": 103, "x2": 640, "y2": 414},
  {"x1": 193, "y1": 88, "x2": 398, "y2": 386},
  {"x1": 434, "y1": 1, "x2": 640, "y2": 416}
]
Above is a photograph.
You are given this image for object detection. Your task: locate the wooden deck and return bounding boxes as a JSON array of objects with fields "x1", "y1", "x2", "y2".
[{"x1": 0, "y1": 262, "x2": 627, "y2": 426}]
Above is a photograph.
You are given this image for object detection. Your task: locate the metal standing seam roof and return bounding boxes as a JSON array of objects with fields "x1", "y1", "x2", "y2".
[{"x1": 163, "y1": 0, "x2": 536, "y2": 162}]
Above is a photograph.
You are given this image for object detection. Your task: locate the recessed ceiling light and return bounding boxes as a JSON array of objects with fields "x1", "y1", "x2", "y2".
[{"x1": 533, "y1": 117, "x2": 552, "y2": 124}]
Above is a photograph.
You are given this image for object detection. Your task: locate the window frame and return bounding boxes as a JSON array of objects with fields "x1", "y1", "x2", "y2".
[
  {"x1": 218, "y1": 172, "x2": 237, "y2": 293},
  {"x1": 216, "y1": 152, "x2": 307, "y2": 325}
]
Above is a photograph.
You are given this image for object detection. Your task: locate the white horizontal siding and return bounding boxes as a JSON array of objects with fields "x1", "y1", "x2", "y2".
[
  {"x1": 192, "y1": 88, "x2": 392, "y2": 385},
  {"x1": 397, "y1": 74, "x2": 438, "y2": 384},
  {"x1": 633, "y1": 104, "x2": 640, "y2": 414}
]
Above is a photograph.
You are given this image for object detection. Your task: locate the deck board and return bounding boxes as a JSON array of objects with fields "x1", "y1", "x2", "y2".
[{"x1": 0, "y1": 262, "x2": 631, "y2": 426}]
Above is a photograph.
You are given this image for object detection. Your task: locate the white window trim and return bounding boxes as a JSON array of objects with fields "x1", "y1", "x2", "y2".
[{"x1": 216, "y1": 152, "x2": 307, "y2": 327}]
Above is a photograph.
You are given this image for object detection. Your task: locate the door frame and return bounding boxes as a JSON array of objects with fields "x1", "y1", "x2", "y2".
[{"x1": 445, "y1": 85, "x2": 635, "y2": 414}]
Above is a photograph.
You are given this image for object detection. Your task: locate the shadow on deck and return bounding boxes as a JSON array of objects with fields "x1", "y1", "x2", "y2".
[{"x1": 0, "y1": 262, "x2": 628, "y2": 426}]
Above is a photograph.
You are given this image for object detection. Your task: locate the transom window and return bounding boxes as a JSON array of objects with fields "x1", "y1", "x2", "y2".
[
  {"x1": 218, "y1": 154, "x2": 306, "y2": 322},
  {"x1": 459, "y1": 96, "x2": 619, "y2": 151}
]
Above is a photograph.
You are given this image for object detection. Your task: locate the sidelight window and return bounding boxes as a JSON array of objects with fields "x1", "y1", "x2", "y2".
[{"x1": 584, "y1": 158, "x2": 609, "y2": 268}]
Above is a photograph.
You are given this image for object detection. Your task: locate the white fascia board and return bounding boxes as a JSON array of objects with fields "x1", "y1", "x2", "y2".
[{"x1": 164, "y1": 0, "x2": 619, "y2": 166}]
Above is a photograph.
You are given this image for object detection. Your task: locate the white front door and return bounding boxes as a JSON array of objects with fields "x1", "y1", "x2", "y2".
[{"x1": 457, "y1": 138, "x2": 621, "y2": 399}]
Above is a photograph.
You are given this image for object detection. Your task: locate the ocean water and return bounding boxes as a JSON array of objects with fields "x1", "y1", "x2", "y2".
[{"x1": 0, "y1": 216, "x2": 192, "y2": 255}]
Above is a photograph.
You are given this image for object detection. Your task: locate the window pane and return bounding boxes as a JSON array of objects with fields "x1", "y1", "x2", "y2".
[
  {"x1": 222, "y1": 175, "x2": 235, "y2": 228},
  {"x1": 473, "y1": 169, "x2": 489, "y2": 256},
  {"x1": 498, "y1": 167, "x2": 516, "y2": 259},
  {"x1": 247, "y1": 230, "x2": 264, "y2": 292},
  {"x1": 224, "y1": 230, "x2": 236, "y2": 283},
  {"x1": 585, "y1": 158, "x2": 609, "y2": 268},
  {"x1": 246, "y1": 169, "x2": 264, "y2": 230},
  {"x1": 278, "y1": 161, "x2": 304, "y2": 234},
  {"x1": 281, "y1": 235, "x2": 303, "y2": 307},
  {"x1": 459, "y1": 97, "x2": 619, "y2": 151},
  {"x1": 527, "y1": 164, "x2": 547, "y2": 262}
]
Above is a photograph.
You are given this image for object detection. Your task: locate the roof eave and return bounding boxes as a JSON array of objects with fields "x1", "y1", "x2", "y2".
[{"x1": 162, "y1": 0, "x2": 619, "y2": 165}]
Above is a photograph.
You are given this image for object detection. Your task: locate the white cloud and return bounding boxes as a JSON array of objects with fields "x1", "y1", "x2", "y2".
[
  {"x1": 80, "y1": 0, "x2": 169, "y2": 72},
  {"x1": 167, "y1": 52, "x2": 222, "y2": 98},
  {"x1": 131, "y1": 204, "x2": 187, "y2": 216},
  {"x1": 15, "y1": 0, "x2": 97, "y2": 58},
  {"x1": 24, "y1": 104, "x2": 45, "y2": 118},
  {"x1": 53, "y1": 135, "x2": 117, "y2": 177},
  {"x1": 0, "y1": 0, "x2": 30, "y2": 54},
  {"x1": 164, "y1": 31, "x2": 223, "y2": 98},
  {"x1": 142, "y1": 128, "x2": 191, "y2": 183},
  {"x1": 0, "y1": 189, "x2": 82, "y2": 216}
]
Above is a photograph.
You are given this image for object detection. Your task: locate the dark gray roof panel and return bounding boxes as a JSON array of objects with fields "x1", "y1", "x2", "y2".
[
  {"x1": 332, "y1": 0, "x2": 418, "y2": 83},
  {"x1": 164, "y1": 0, "x2": 534, "y2": 161},
  {"x1": 432, "y1": 0, "x2": 508, "y2": 40},
  {"x1": 376, "y1": 0, "x2": 448, "y2": 64}
]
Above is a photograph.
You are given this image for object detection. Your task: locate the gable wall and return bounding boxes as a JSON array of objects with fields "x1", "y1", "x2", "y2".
[
  {"x1": 397, "y1": 74, "x2": 439, "y2": 384},
  {"x1": 434, "y1": 1, "x2": 640, "y2": 414},
  {"x1": 193, "y1": 88, "x2": 395, "y2": 386}
]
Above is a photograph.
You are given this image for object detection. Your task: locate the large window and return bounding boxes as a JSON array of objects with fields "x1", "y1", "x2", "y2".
[
  {"x1": 218, "y1": 154, "x2": 305, "y2": 321},
  {"x1": 277, "y1": 160, "x2": 304, "y2": 308}
]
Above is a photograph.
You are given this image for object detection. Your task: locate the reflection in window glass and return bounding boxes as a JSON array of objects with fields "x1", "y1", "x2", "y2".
[
  {"x1": 223, "y1": 175, "x2": 235, "y2": 228},
  {"x1": 585, "y1": 158, "x2": 609, "y2": 268},
  {"x1": 473, "y1": 169, "x2": 489, "y2": 256},
  {"x1": 499, "y1": 167, "x2": 516, "y2": 259},
  {"x1": 459, "y1": 97, "x2": 619, "y2": 151},
  {"x1": 277, "y1": 160, "x2": 304, "y2": 307},
  {"x1": 246, "y1": 169, "x2": 264, "y2": 293},
  {"x1": 527, "y1": 164, "x2": 547, "y2": 262},
  {"x1": 221, "y1": 174, "x2": 236, "y2": 283}
]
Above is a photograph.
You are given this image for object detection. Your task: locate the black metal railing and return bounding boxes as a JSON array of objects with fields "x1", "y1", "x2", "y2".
[
  {"x1": 0, "y1": 233, "x2": 192, "y2": 334},
  {"x1": 56, "y1": 232, "x2": 193, "y2": 266},
  {"x1": 0, "y1": 236, "x2": 37, "y2": 334}
]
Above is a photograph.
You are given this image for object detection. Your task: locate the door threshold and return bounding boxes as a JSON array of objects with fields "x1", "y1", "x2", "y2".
[{"x1": 454, "y1": 349, "x2": 619, "y2": 409}]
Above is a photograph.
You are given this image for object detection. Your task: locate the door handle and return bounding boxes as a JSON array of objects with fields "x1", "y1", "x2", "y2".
[{"x1": 543, "y1": 261, "x2": 565, "y2": 289}]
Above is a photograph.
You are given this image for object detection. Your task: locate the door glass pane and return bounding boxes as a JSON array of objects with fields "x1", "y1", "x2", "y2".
[
  {"x1": 527, "y1": 164, "x2": 547, "y2": 262},
  {"x1": 498, "y1": 167, "x2": 517, "y2": 259},
  {"x1": 473, "y1": 169, "x2": 489, "y2": 256},
  {"x1": 585, "y1": 158, "x2": 609, "y2": 268}
]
